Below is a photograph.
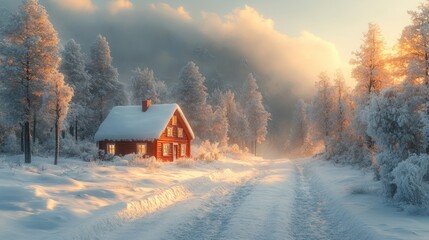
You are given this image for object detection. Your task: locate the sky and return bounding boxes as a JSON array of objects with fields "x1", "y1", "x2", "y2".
[
  {"x1": 1, "y1": 0, "x2": 422, "y2": 87},
  {"x1": 0, "y1": 0, "x2": 424, "y2": 149}
]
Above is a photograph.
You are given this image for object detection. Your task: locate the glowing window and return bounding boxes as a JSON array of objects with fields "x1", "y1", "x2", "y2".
[
  {"x1": 136, "y1": 143, "x2": 147, "y2": 155},
  {"x1": 107, "y1": 143, "x2": 115, "y2": 155},
  {"x1": 167, "y1": 127, "x2": 173, "y2": 137},
  {"x1": 178, "y1": 128, "x2": 183, "y2": 138},
  {"x1": 180, "y1": 144, "x2": 186, "y2": 157},
  {"x1": 162, "y1": 143, "x2": 170, "y2": 156},
  {"x1": 172, "y1": 116, "x2": 177, "y2": 125}
]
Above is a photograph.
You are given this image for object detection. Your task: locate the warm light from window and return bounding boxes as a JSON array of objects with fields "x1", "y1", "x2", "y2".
[
  {"x1": 178, "y1": 128, "x2": 183, "y2": 138},
  {"x1": 167, "y1": 127, "x2": 173, "y2": 137},
  {"x1": 162, "y1": 143, "x2": 170, "y2": 156},
  {"x1": 172, "y1": 116, "x2": 177, "y2": 125},
  {"x1": 107, "y1": 143, "x2": 115, "y2": 155},
  {"x1": 137, "y1": 143, "x2": 146, "y2": 155}
]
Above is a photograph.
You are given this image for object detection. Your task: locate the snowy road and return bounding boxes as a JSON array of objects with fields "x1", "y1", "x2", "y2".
[{"x1": 97, "y1": 159, "x2": 377, "y2": 240}]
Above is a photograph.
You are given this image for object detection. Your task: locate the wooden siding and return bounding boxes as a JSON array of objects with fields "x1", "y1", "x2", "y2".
[
  {"x1": 97, "y1": 109, "x2": 193, "y2": 161},
  {"x1": 98, "y1": 140, "x2": 156, "y2": 157}
]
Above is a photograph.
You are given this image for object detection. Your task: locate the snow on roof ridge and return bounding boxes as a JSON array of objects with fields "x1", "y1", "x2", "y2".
[{"x1": 94, "y1": 103, "x2": 194, "y2": 141}]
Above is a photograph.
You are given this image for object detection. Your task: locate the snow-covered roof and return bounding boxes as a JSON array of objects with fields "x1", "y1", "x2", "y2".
[{"x1": 94, "y1": 104, "x2": 194, "y2": 141}]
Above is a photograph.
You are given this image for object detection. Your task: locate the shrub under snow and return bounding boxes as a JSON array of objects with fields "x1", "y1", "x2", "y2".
[
  {"x1": 194, "y1": 140, "x2": 221, "y2": 161},
  {"x1": 392, "y1": 154, "x2": 429, "y2": 207}
]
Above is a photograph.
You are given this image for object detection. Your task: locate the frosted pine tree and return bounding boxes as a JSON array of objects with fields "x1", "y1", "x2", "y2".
[
  {"x1": 288, "y1": 99, "x2": 308, "y2": 150},
  {"x1": 333, "y1": 71, "x2": 349, "y2": 137},
  {"x1": 241, "y1": 73, "x2": 270, "y2": 154},
  {"x1": 154, "y1": 80, "x2": 168, "y2": 103},
  {"x1": 129, "y1": 67, "x2": 158, "y2": 104},
  {"x1": 309, "y1": 72, "x2": 335, "y2": 152},
  {"x1": 176, "y1": 61, "x2": 213, "y2": 140},
  {"x1": 210, "y1": 106, "x2": 229, "y2": 146},
  {"x1": 363, "y1": 87, "x2": 423, "y2": 198},
  {"x1": 351, "y1": 23, "x2": 391, "y2": 96},
  {"x1": 87, "y1": 35, "x2": 127, "y2": 135},
  {"x1": 60, "y1": 39, "x2": 91, "y2": 141},
  {"x1": 397, "y1": 1, "x2": 429, "y2": 85},
  {"x1": 398, "y1": 2, "x2": 429, "y2": 153},
  {"x1": 0, "y1": 0, "x2": 62, "y2": 163},
  {"x1": 221, "y1": 90, "x2": 249, "y2": 148},
  {"x1": 350, "y1": 23, "x2": 391, "y2": 153},
  {"x1": 43, "y1": 73, "x2": 73, "y2": 165},
  {"x1": 326, "y1": 71, "x2": 356, "y2": 162}
]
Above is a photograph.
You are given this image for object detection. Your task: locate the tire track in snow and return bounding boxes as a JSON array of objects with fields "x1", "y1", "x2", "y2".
[
  {"x1": 168, "y1": 179, "x2": 256, "y2": 240},
  {"x1": 291, "y1": 162, "x2": 378, "y2": 240},
  {"x1": 291, "y1": 164, "x2": 335, "y2": 240}
]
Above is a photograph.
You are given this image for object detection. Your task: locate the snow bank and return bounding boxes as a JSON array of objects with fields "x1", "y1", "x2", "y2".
[
  {"x1": 0, "y1": 153, "x2": 257, "y2": 240},
  {"x1": 307, "y1": 157, "x2": 429, "y2": 240}
]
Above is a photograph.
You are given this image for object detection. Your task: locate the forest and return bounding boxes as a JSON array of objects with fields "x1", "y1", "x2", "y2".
[
  {"x1": 288, "y1": 4, "x2": 429, "y2": 208},
  {"x1": 0, "y1": 1, "x2": 270, "y2": 164}
]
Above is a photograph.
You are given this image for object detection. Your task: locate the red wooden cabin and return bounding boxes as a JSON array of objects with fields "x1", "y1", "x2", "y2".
[{"x1": 95, "y1": 100, "x2": 194, "y2": 161}]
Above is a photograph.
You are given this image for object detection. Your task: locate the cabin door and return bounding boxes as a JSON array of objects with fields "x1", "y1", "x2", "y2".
[{"x1": 173, "y1": 144, "x2": 178, "y2": 161}]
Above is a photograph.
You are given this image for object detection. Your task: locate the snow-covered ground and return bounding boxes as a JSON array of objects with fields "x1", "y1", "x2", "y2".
[{"x1": 0, "y1": 155, "x2": 428, "y2": 240}]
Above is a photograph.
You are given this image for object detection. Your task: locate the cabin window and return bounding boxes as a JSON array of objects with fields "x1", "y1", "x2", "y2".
[
  {"x1": 180, "y1": 144, "x2": 186, "y2": 157},
  {"x1": 167, "y1": 127, "x2": 173, "y2": 137},
  {"x1": 107, "y1": 143, "x2": 115, "y2": 155},
  {"x1": 136, "y1": 143, "x2": 147, "y2": 155},
  {"x1": 162, "y1": 143, "x2": 170, "y2": 156},
  {"x1": 172, "y1": 115, "x2": 177, "y2": 125},
  {"x1": 178, "y1": 128, "x2": 183, "y2": 138}
]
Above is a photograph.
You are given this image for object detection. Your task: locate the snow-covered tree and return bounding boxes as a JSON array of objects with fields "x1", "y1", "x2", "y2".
[
  {"x1": 241, "y1": 73, "x2": 270, "y2": 153},
  {"x1": 288, "y1": 99, "x2": 308, "y2": 150},
  {"x1": 397, "y1": 2, "x2": 429, "y2": 85},
  {"x1": 350, "y1": 23, "x2": 391, "y2": 154},
  {"x1": 129, "y1": 67, "x2": 158, "y2": 104},
  {"x1": 325, "y1": 71, "x2": 360, "y2": 163},
  {"x1": 0, "y1": 0, "x2": 61, "y2": 163},
  {"x1": 351, "y1": 23, "x2": 391, "y2": 96},
  {"x1": 176, "y1": 61, "x2": 213, "y2": 140},
  {"x1": 363, "y1": 87, "x2": 423, "y2": 197},
  {"x1": 397, "y1": 2, "x2": 429, "y2": 154},
  {"x1": 87, "y1": 35, "x2": 127, "y2": 135},
  {"x1": 333, "y1": 72, "x2": 349, "y2": 136},
  {"x1": 60, "y1": 39, "x2": 91, "y2": 141},
  {"x1": 392, "y1": 154, "x2": 429, "y2": 207},
  {"x1": 154, "y1": 80, "x2": 168, "y2": 103},
  {"x1": 207, "y1": 88, "x2": 229, "y2": 145},
  {"x1": 43, "y1": 73, "x2": 73, "y2": 165},
  {"x1": 221, "y1": 90, "x2": 249, "y2": 147},
  {"x1": 309, "y1": 72, "x2": 335, "y2": 152},
  {"x1": 210, "y1": 106, "x2": 229, "y2": 146}
]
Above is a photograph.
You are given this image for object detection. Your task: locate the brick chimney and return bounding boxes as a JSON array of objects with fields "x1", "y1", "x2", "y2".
[{"x1": 142, "y1": 99, "x2": 151, "y2": 112}]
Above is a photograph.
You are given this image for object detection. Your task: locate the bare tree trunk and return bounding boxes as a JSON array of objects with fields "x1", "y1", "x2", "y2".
[
  {"x1": 24, "y1": 121, "x2": 31, "y2": 163},
  {"x1": 32, "y1": 113, "x2": 36, "y2": 144},
  {"x1": 54, "y1": 119, "x2": 59, "y2": 165},
  {"x1": 25, "y1": 66, "x2": 31, "y2": 164},
  {"x1": 20, "y1": 124, "x2": 24, "y2": 152},
  {"x1": 75, "y1": 118, "x2": 78, "y2": 143}
]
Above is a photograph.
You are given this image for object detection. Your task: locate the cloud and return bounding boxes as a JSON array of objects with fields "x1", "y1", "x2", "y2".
[
  {"x1": 108, "y1": 0, "x2": 133, "y2": 14},
  {"x1": 49, "y1": 0, "x2": 96, "y2": 12},
  {"x1": 200, "y1": 6, "x2": 342, "y2": 96},
  {"x1": 149, "y1": 3, "x2": 192, "y2": 21}
]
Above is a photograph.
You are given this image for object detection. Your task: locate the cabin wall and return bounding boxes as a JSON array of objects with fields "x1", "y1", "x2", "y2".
[
  {"x1": 155, "y1": 110, "x2": 192, "y2": 161},
  {"x1": 98, "y1": 140, "x2": 156, "y2": 157}
]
